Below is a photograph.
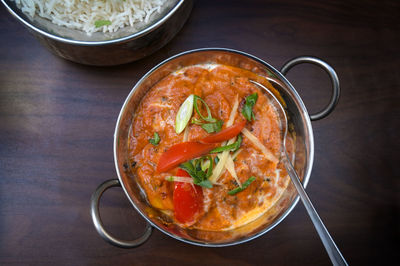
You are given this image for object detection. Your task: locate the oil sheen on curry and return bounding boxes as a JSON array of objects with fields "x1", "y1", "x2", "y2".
[{"x1": 128, "y1": 64, "x2": 292, "y2": 231}]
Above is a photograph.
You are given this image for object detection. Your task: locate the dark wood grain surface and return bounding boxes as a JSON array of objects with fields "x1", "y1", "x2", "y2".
[{"x1": 1, "y1": 0, "x2": 399, "y2": 265}]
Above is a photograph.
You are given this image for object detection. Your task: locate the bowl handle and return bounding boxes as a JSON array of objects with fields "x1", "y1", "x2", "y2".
[
  {"x1": 90, "y1": 179, "x2": 153, "y2": 248},
  {"x1": 280, "y1": 56, "x2": 340, "y2": 121}
]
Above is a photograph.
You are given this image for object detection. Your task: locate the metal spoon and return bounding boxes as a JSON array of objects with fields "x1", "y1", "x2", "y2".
[{"x1": 250, "y1": 80, "x2": 348, "y2": 266}]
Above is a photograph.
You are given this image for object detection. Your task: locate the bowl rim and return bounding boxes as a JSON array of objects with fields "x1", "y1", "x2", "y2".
[
  {"x1": 113, "y1": 47, "x2": 315, "y2": 247},
  {"x1": 0, "y1": 0, "x2": 185, "y2": 46}
]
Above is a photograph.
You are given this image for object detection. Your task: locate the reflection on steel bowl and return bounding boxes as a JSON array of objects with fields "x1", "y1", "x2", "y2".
[
  {"x1": 1, "y1": 0, "x2": 193, "y2": 65},
  {"x1": 90, "y1": 48, "x2": 340, "y2": 248}
]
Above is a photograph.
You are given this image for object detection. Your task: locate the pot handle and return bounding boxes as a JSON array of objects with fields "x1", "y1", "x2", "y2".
[
  {"x1": 90, "y1": 179, "x2": 153, "y2": 248},
  {"x1": 280, "y1": 56, "x2": 340, "y2": 121}
]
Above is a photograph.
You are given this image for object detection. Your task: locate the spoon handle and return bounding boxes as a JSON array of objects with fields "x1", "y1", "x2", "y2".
[{"x1": 283, "y1": 156, "x2": 348, "y2": 266}]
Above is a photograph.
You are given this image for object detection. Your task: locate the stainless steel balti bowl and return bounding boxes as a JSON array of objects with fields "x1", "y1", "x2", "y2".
[
  {"x1": 1, "y1": 0, "x2": 193, "y2": 65},
  {"x1": 90, "y1": 48, "x2": 340, "y2": 247}
]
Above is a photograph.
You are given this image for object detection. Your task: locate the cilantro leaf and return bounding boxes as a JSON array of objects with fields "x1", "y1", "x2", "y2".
[
  {"x1": 197, "y1": 180, "x2": 213, "y2": 188},
  {"x1": 180, "y1": 161, "x2": 196, "y2": 177},
  {"x1": 95, "y1": 20, "x2": 111, "y2": 28},
  {"x1": 242, "y1": 93, "x2": 258, "y2": 121},
  {"x1": 149, "y1": 132, "x2": 160, "y2": 146},
  {"x1": 179, "y1": 157, "x2": 214, "y2": 189},
  {"x1": 201, "y1": 120, "x2": 223, "y2": 133}
]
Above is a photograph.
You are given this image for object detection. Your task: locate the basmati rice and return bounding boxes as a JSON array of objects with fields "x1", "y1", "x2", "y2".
[{"x1": 12, "y1": 0, "x2": 168, "y2": 35}]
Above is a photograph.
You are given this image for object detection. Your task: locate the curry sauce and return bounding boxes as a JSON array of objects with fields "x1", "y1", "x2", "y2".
[{"x1": 128, "y1": 64, "x2": 291, "y2": 231}]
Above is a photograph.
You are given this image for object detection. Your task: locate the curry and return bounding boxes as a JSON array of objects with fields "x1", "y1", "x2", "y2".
[{"x1": 128, "y1": 63, "x2": 292, "y2": 231}]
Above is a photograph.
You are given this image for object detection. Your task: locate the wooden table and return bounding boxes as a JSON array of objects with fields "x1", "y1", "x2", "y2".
[{"x1": 1, "y1": 0, "x2": 398, "y2": 265}]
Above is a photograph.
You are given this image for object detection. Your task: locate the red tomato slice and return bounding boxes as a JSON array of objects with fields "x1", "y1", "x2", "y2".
[
  {"x1": 200, "y1": 121, "x2": 246, "y2": 143},
  {"x1": 173, "y1": 169, "x2": 203, "y2": 225},
  {"x1": 156, "y1": 141, "x2": 216, "y2": 173},
  {"x1": 176, "y1": 168, "x2": 191, "y2": 177}
]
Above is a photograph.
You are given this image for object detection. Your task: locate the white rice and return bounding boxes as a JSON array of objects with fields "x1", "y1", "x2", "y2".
[{"x1": 12, "y1": 0, "x2": 168, "y2": 34}]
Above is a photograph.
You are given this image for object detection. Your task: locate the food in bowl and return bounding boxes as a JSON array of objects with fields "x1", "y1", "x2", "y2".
[
  {"x1": 11, "y1": 0, "x2": 169, "y2": 34},
  {"x1": 128, "y1": 63, "x2": 296, "y2": 231}
]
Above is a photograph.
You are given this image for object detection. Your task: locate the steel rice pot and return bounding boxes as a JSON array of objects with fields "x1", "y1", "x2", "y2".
[
  {"x1": 1, "y1": 0, "x2": 193, "y2": 66},
  {"x1": 90, "y1": 48, "x2": 340, "y2": 247}
]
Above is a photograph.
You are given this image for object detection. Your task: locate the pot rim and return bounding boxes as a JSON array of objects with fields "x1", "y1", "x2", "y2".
[
  {"x1": 0, "y1": 0, "x2": 186, "y2": 46},
  {"x1": 113, "y1": 47, "x2": 314, "y2": 247}
]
